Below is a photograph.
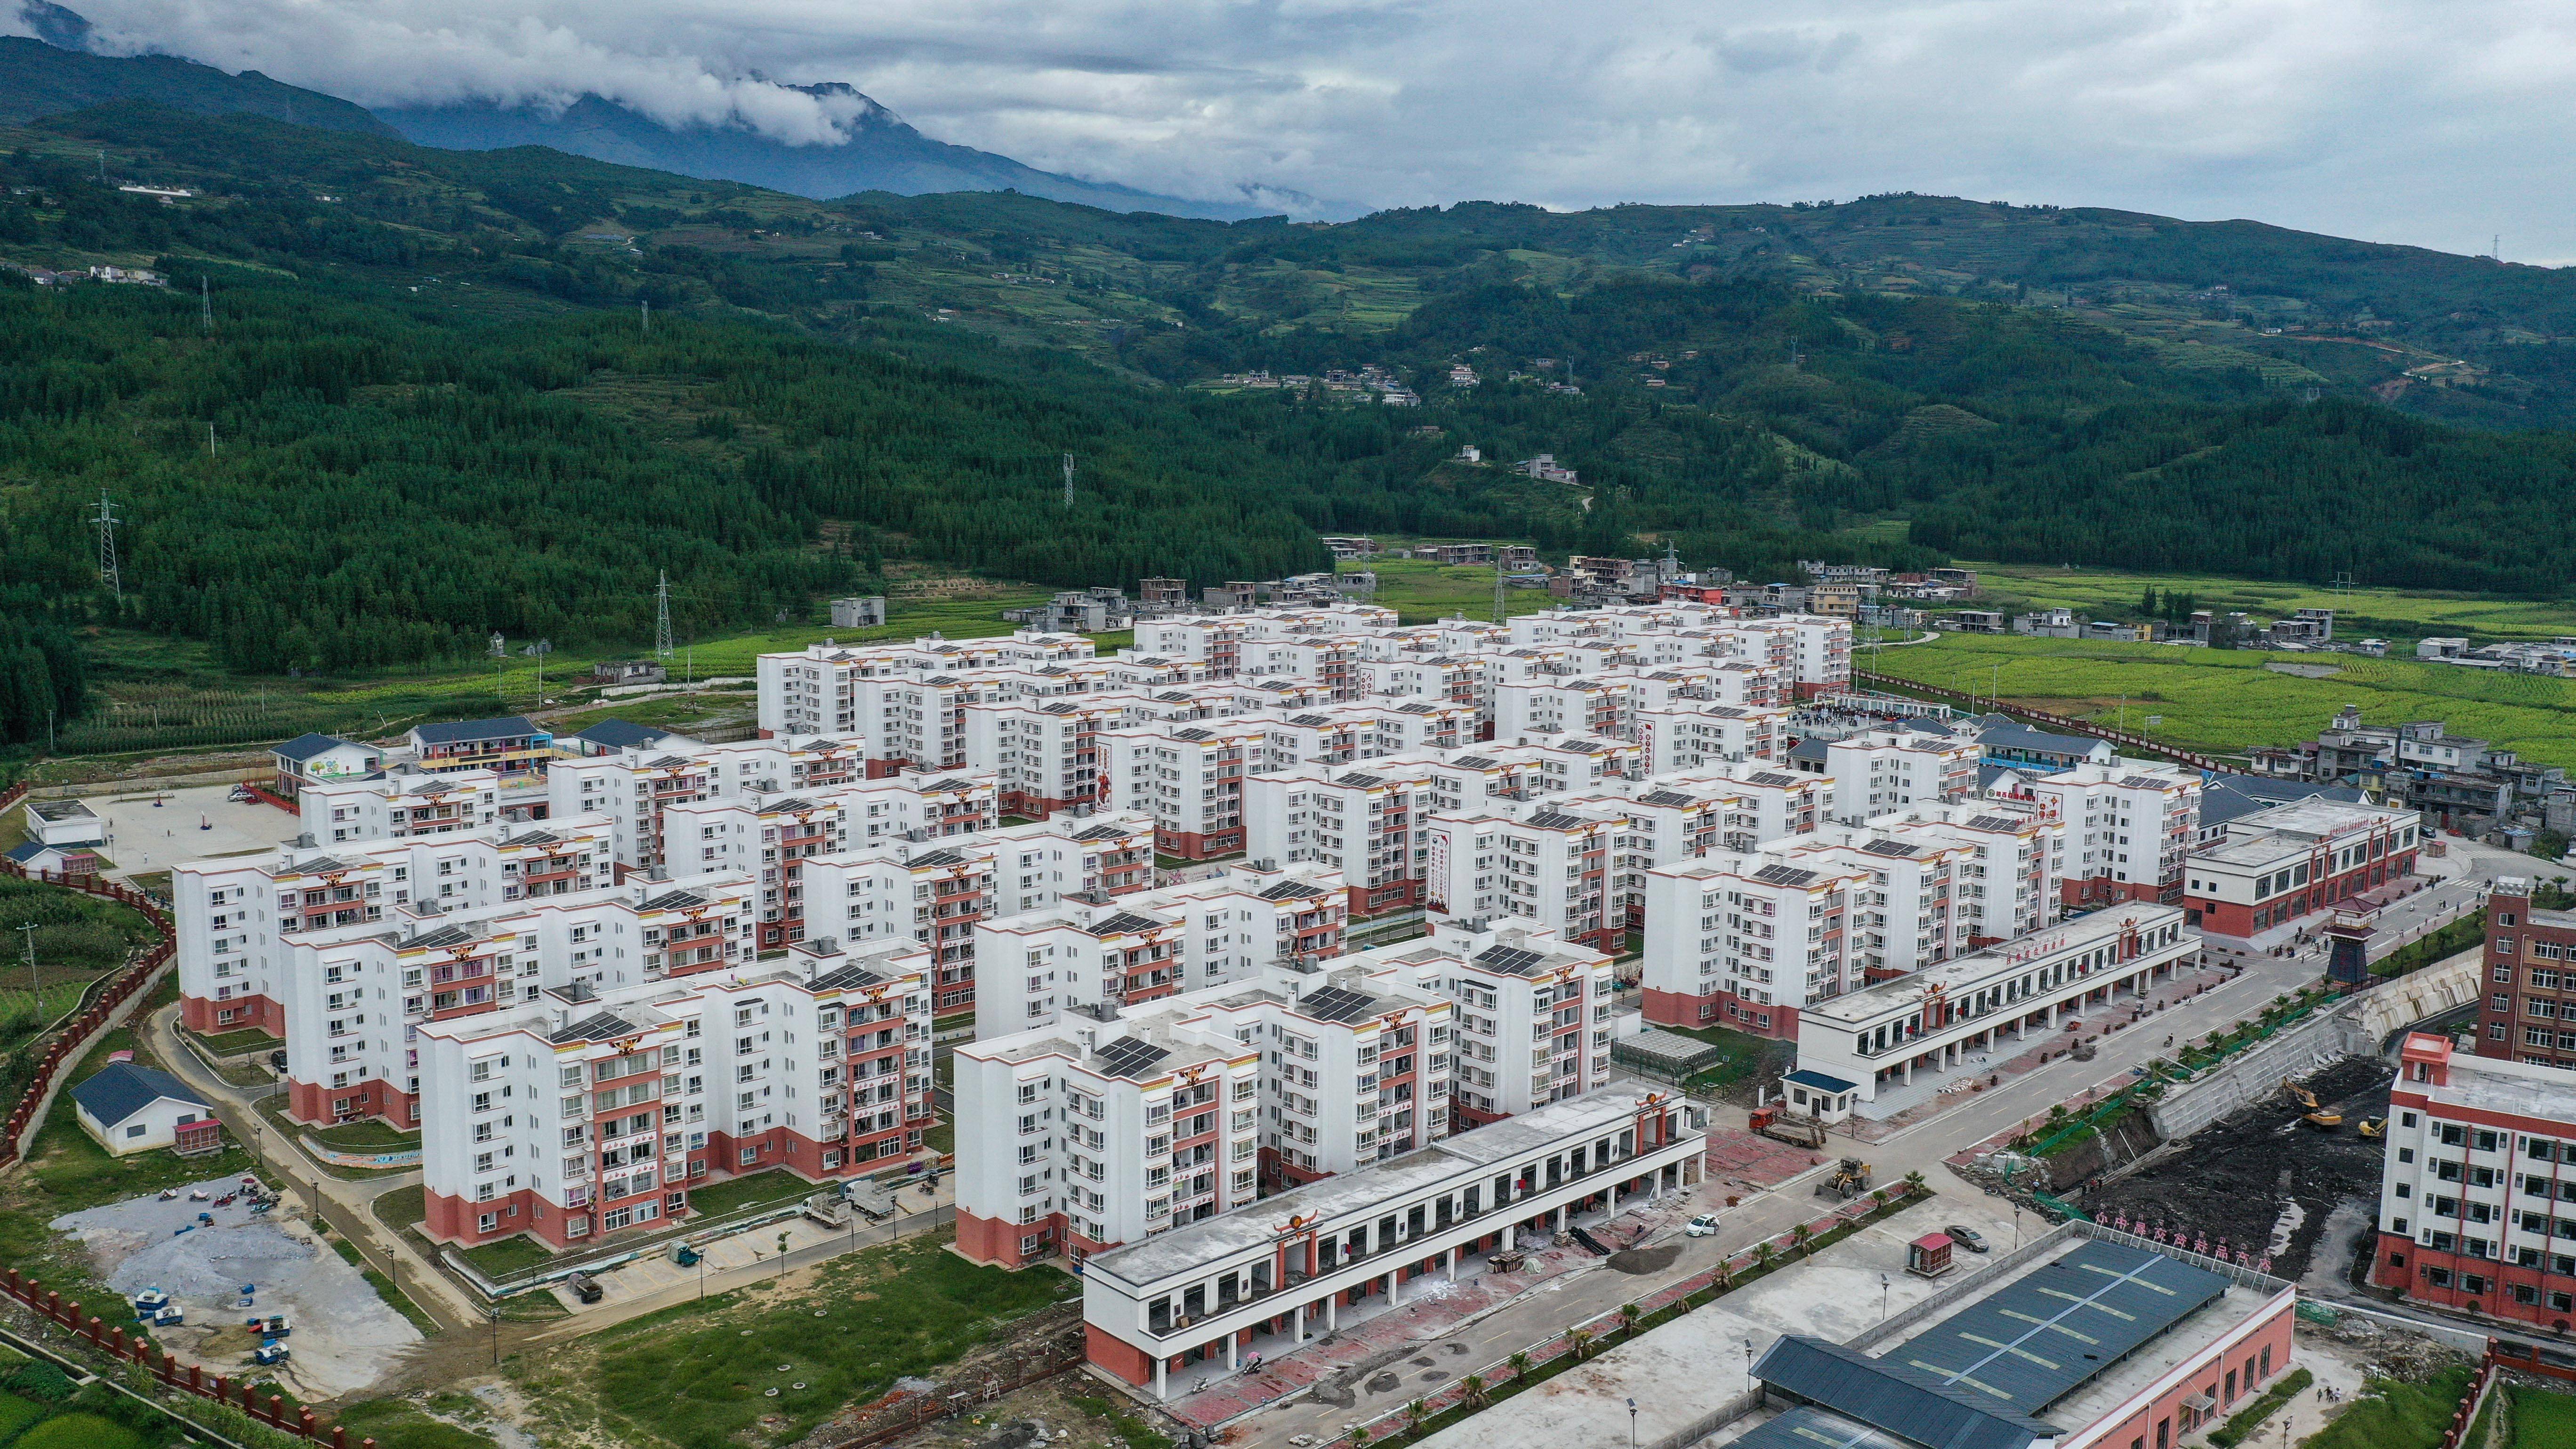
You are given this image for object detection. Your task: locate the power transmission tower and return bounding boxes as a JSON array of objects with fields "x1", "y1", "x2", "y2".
[
  {"x1": 200, "y1": 277, "x2": 212, "y2": 336},
  {"x1": 1062, "y1": 453, "x2": 1076, "y2": 509},
  {"x1": 92, "y1": 491, "x2": 122, "y2": 602},
  {"x1": 655, "y1": 572, "x2": 675, "y2": 658},
  {"x1": 641, "y1": 298, "x2": 651, "y2": 333}
]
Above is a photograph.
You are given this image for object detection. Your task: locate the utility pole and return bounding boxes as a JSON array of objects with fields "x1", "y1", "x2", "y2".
[
  {"x1": 490, "y1": 631, "x2": 507, "y2": 704},
  {"x1": 96, "y1": 150, "x2": 105, "y2": 185},
  {"x1": 1062, "y1": 453, "x2": 1076, "y2": 510},
  {"x1": 1494, "y1": 559, "x2": 1507, "y2": 624},
  {"x1": 655, "y1": 572, "x2": 675, "y2": 658},
  {"x1": 640, "y1": 298, "x2": 651, "y2": 333},
  {"x1": 200, "y1": 277, "x2": 212, "y2": 336},
  {"x1": 92, "y1": 491, "x2": 122, "y2": 603},
  {"x1": 19, "y1": 923, "x2": 36, "y2": 998},
  {"x1": 206, "y1": 422, "x2": 217, "y2": 459}
]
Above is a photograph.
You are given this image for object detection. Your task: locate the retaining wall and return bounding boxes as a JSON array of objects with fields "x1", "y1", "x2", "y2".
[
  {"x1": 2352, "y1": 949, "x2": 2483, "y2": 1039},
  {"x1": 2145, "y1": 1008, "x2": 2378, "y2": 1141}
]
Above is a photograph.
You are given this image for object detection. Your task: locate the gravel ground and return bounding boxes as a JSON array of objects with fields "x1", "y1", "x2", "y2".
[{"x1": 53, "y1": 1172, "x2": 421, "y2": 1400}]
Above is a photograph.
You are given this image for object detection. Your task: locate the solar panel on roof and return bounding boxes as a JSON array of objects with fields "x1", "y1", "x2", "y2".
[
  {"x1": 1300, "y1": 986, "x2": 1376, "y2": 1022},
  {"x1": 1636, "y1": 790, "x2": 1696, "y2": 807},
  {"x1": 1968, "y1": 815, "x2": 2025, "y2": 831},
  {"x1": 1475, "y1": 945, "x2": 1547, "y2": 975},
  {"x1": 2118, "y1": 775, "x2": 2172, "y2": 789},
  {"x1": 1861, "y1": 838, "x2": 1920, "y2": 857},
  {"x1": 1747, "y1": 771, "x2": 1798, "y2": 787},
  {"x1": 1089, "y1": 912, "x2": 1164, "y2": 937},
  {"x1": 1093, "y1": 1038, "x2": 1173, "y2": 1079},
  {"x1": 1751, "y1": 863, "x2": 1821, "y2": 887}
]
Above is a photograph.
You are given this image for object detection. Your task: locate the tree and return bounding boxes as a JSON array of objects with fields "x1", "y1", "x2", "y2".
[
  {"x1": 1460, "y1": 1374, "x2": 1489, "y2": 1407},
  {"x1": 1618, "y1": 1302, "x2": 1643, "y2": 1337},
  {"x1": 1565, "y1": 1327, "x2": 1595, "y2": 1361},
  {"x1": 2138, "y1": 584, "x2": 2160, "y2": 618},
  {"x1": 1506, "y1": 1351, "x2": 1533, "y2": 1383},
  {"x1": 1790, "y1": 1223, "x2": 1814, "y2": 1258}
]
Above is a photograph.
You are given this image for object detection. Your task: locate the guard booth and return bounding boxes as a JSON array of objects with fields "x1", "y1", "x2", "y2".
[{"x1": 1906, "y1": 1232, "x2": 1955, "y2": 1279}]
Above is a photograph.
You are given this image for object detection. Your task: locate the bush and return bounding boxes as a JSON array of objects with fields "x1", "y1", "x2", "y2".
[{"x1": 3, "y1": 1361, "x2": 76, "y2": 1403}]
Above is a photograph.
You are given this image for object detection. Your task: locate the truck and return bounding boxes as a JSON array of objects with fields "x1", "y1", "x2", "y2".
[
  {"x1": 1747, "y1": 1104, "x2": 1827, "y2": 1150},
  {"x1": 1815, "y1": 1158, "x2": 1874, "y2": 1199}
]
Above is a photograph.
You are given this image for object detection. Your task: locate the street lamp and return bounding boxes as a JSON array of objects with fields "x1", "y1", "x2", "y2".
[
  {"x1": 1627, "y1": 1397, "x2": 1638, "y2": 1449},
  {"x1": 1880, "y1": 1272, "x2": 1890, "y2": 1322},
  {"x1": 1744, "y1": 1338, "x2": 1755, "y2": 1391}
]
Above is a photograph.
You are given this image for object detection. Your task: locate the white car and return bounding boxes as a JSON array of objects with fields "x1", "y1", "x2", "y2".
[{"x1": 1685, "y1": 1213, "x2": 1723, "y2": 1238}]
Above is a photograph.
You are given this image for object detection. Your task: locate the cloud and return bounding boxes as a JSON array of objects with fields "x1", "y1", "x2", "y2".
[{"x1": 48, "y1": 0, "x2": 2576, "y2": 256}]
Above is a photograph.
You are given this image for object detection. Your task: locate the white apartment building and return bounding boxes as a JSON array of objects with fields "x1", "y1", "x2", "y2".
[
  {"x1": 2012, "y1": 760, "x2": 2203, "y2": 910},
  {"x1": 1339, "y1": 920, "x2": 1616, "y2": 1127},
  {"x1": 1244, "y1": 762, "x2": 1437, "y2": 920},
  {"x1": 1818, "y1": 730, "x2": 1980, "y2": 825},
  {"x1": 279, "y1": 869, "x2": 756, "y2": 1129},
  {"x1": 1639, "y1": 852, "x2": 1864, "y2": 1038},
  {"x1": 1422, "y1": 802, "x2": 1621, "y2": 951},
  {"x1": 172, "y1": 816, "x2": 615, "y2": 1037},
  {"x1": 302, "y1": 769, "x2": 502, "y2": 844},
  {"x1": 416, "y1": 933, "x2": 932, "y2": 1249},
  {"x1": 1105, "y1": 717, "x2": 1268, "y2": 861},
  {"x1": 797, "y1": 812, "x2": 1157, "y2": 1012},
  {"x1": 963, "y1": 695, "x2": 1144, "y2": 818},
  {"x1": 973, "y1": 863, "x2": 1352, "y2": 1040},
  {"x1": 954, "y1": 955, "x2": 1457, "y2": 1268},
  {"x1": 2368, "y1": 1031, "x2": 2576, "y2": 1328},
  {"x1": 1632, "y1": 702, "x2": 1788, "y2": 774}
]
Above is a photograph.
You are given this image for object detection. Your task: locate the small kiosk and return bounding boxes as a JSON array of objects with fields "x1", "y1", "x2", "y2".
[{"x1": 1905, "y1": 1232, "x2": 1956, "y2": 1279}]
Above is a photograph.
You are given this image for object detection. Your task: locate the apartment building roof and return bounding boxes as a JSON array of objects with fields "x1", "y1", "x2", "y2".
[
  {"x1": 412, "y1": 716, "x2": 542, "y2": 745},
  {"x1": 275, "y1": 732, "x2": 362, "y2": 762},
  {"x1": 1806, "y1": 903, "x2": 2186, "y2": 1027}
]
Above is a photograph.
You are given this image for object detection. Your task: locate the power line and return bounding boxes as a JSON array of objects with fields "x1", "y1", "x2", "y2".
[{"x1": 92, "y1": 491, "x2": 122, "y2": 603}]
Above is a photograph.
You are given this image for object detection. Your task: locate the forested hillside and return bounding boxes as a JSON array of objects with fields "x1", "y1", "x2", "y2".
[{"x1": 5, "y1": 103, "x2": 2576, "y2": 745}]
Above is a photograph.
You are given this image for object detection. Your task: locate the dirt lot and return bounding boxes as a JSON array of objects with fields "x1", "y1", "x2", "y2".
[{"x1": 2084, "y1": 1056, "x2": 2393, "y2": 1280}]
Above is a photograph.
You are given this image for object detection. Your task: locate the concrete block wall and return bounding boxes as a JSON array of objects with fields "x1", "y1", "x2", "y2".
[{"x1": 2145, "y1": 1008, "x2": 2376, "y2": 1141}]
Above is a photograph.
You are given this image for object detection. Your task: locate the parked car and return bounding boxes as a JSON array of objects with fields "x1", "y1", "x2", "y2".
[
  {"x1": 268, "y1": 1050, "x2": 289, "y2": 1074},
  {"x1": 566, "y1": 1273, "x2": 603, "y2": 1304},
  {"x1": 1685, "y1": 1213, "x2": 1724, "y2": 1238},
  {"x1": 1944, "y1": 1224, "x2": 1990, "y2": 1254}
]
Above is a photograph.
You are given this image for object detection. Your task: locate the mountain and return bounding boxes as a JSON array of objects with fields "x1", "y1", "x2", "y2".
[
  {"x1": 0, "y1": 33, "x2": 396, "y2": 136},
  {"x1": 375, "y1": 89, "x2": 1266, "y2": 221}
]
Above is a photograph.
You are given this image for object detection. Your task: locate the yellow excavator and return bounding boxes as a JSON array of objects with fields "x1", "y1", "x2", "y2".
[
  {"x1": 2357, "y1": 1116, "x2": 2386, "y2": 1139},
  {"x1": 2283, "y1": 1078, "x2": 2341, "y2": 1131}
]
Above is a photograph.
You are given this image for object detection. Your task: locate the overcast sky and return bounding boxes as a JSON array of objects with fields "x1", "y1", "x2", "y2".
[{"x1": 23, "y1": 0, "x2": 2576, "y2": 259}]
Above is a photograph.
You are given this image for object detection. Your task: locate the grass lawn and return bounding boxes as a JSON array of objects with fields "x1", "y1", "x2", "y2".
[
  {"x1": 255, "y1": 1097, "x2": 417, "y2": 1175},
  {"x1": 679, "y1": 1168, "x2": 812, "y2": 1220},
  {"x1": 14, "y1": 1413, "x2": 145, "y2": 1449},
  {"x1": 371, "y1": 1183, "x2": 426, "y2": 1237},
  {"x1": 1367, "y1": 557, "x2": 1557, "y2": 626},
  {"x1": 2511, "y1": 1384, "x2": 2576, "y2": 1449},
  {"x1": 459, "y1": 1234, "x2": 559, "y2": 1280},
  {"x1": 1860, "y1": 631, "x2": 2576, "y2": 770},
  {"x1": 531, "y1": 1232, "x2": 1078, "y2": 1449},
  {"x1": 2302, "y1": 1366, "x2": 2479, "y2": 1449},
  {"x1": 189, "y1": 1026, "x2": 281, "y2": 1056},
  {"x1": 923, "y1": 1119, "x2": 954, "y2": 1154},
  {"x1": 334, "y1": 1397, "x2": 498, "y2": 1449}
]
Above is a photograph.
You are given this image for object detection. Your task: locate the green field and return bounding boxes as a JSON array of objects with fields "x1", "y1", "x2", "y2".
[
  {"x1": 1365, "y1": 557, "x2": 1560, "y2": 624},
  {"x1": 514, "y1": 1233, "x2": 1079, "y2": 1449},
  {"x1": 2511, "y1": 1384, "x2": 2576, "y2": 1449},
  {"x1": 1861, "y1": 631, "x2": 2576, "y2": 770},
  {"x1": 1963, "y1": 560, "x2": 2576, "y2": 644}
]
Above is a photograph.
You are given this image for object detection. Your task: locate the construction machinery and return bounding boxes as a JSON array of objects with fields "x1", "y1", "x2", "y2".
[
  {"x1": 2281, "y1": 1078, "x2": 2320, "y2": 1111},
  {"x1": 2305, "y1": 1110, "x2": 2344, "y2": 1131},
  {"x1": 1749, "y1": 1104, "x2": 1827, "y2": 1150},
  {"x1": 2358, "y1": 1116, "x2": 2386, "y2": 1139},
  {"x1": 1815, "y1": 1158, "x2": 1874, "y2": 1199}
]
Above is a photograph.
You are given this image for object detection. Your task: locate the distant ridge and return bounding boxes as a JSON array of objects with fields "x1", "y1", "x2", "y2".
[
  {"x1": 375, "y1": 89, "x2": 1264, "y2": 221},
  {"x1": 0, "y1": 33, "x2": 396, "y2": 136}
]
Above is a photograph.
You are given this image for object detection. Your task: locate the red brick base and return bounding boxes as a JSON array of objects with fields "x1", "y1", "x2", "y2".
[
  {"x1": 182, "y1": 992, "x2": 284, "y2": 1036},
  {"x1": 1156, "y1": 828, "x2": 1245, "y2": 861},
  {"x1": 1639, "y1": 987, "x2": 1797, "y2": 1039},
  {"x1": 285, "y1": 1075, "x2": 419, "y2": 1130}
]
